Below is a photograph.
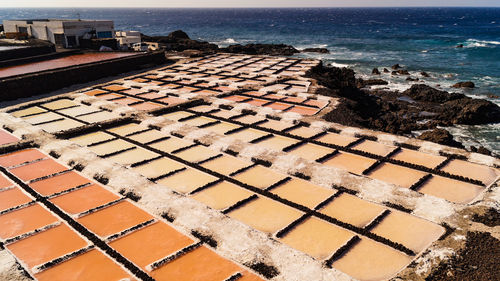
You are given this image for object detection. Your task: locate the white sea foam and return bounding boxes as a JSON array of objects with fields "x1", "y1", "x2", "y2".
[{"x1": 464, "y1": 39, "x2": 500, "y2": 48}]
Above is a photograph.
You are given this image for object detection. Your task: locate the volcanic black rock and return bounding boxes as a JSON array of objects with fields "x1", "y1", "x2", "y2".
[
  {"x1": 452, "y1": 81, "x2": 475, "y2": 88},
  {"x1": 417, "y1": 128, "x2": 464, "y2": 148},
  {"x1": 220, "y1": 44, "x2": 300, "y2": 56},
  {"x1": 302, "y1": 48, "x2": 330, "y2": 54},
  {"x1": 372, "y1": 68, "x2": 381, "y2": 75}
]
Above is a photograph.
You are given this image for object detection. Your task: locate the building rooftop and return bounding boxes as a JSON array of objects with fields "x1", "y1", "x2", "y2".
[{"x1": 0, "y1": 53, "x2": 498, "y2": 281}]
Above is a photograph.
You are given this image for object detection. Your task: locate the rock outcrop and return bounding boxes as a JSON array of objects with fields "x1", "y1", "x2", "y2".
[
  {"x1": 417, "y1": 128, "x2": 464, "y2": 149},
  {"x1": 302, "y1": 48, "x2": 330, "y2": 54},
  {"x1": 452, "y1": 81, "x2": 475, "y2": 88},
  {"x1": 220, "y1": 44, "x2": 300, "y2": 56}
]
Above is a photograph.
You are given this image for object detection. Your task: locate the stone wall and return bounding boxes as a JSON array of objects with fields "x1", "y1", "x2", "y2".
[
  {"x1": 0, "y1": 44, "x2": 56, "y2": 61},
  {"x1": 0, "y1": 51, "x2": 168, "y2": 101}
]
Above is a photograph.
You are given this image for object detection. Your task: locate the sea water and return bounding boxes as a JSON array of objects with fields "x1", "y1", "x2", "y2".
[{"x1": 1, "y1": 7, "x2": 498, "y2": 152}]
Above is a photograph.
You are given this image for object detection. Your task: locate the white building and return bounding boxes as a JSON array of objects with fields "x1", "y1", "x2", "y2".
[
  {"x1": 115, "y1": 30, "x2": 141, "y2": 49},
  {"x1": 3, "y1": 19, "x2": 115, "y2": 48}
]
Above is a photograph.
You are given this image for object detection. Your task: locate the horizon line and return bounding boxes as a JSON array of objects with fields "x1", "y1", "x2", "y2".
[{"x1": 1, "y1": 6, "x2": 500, "y2": 8}]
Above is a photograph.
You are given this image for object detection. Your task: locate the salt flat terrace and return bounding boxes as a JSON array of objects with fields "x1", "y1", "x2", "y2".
[{"x1": 0, "y1": 53, "x2": 499, "y2": 281}]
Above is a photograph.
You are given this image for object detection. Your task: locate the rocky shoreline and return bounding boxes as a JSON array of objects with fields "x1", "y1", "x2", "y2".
[
  {"x1": 306, "y1": 63, "x2": 500, "y2": 155},
  {"x1": 146, "y1": 30, "x2": 500, "y2": 155}
]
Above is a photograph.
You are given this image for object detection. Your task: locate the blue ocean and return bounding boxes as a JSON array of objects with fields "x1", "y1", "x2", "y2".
[{"x1": 1, "y1": 8, "x2": 499, "y2": 152}]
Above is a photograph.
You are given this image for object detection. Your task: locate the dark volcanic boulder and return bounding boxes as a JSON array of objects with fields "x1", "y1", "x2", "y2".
[
  {"x1": 420, "y1": 71, "x2": 430, "y2": 78},
  {"x1": 302, "y1": 48, "x2": 330, "y2": 54},
  {"x1": 452, "y1": 81, "x2": 475, "y2": 88},
  {"x1": 383, "y1": 68, "x2": 390, "y2": 73},
  {"x1": 372, "y1": 68, "x2": 381, "y2": 75},
  {"x1": 392, "y1": 64, "x2": 402, "y2": 70},
  {"x1": 440, "y1": 98, "x2": 500, "y2": 125},
  {"x1": 305, "y1": 62, "x2": 357, "y2": 91},
  {"x1": 397, "y1": 69, "x2": 410, "y2": 75},
  {"x1": 406, "y1": 77, "x2": 419, "y2": 82},
  {"x1": 403, "y1": 84, "x2": 463, "y2": 103},
  {"x1": 220, "y1": 44, "x2": 299, "y2": 56},
  {"x1": 418, "y1": 129, "x2": 464, "y2": 148},
  {"x1": 168, "y1": 30, "x2": 190, "y2": 40},
  {"x1": 357, "y1": 78, "x2": 388, "y2": 88}
]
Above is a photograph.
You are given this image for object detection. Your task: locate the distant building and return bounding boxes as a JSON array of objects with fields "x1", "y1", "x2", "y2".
[
  {"x1": 3, "y1": 19, "x2": 115, "y2": 48},
  {"x1": 115, "y1": 30, "x2": 141, "y2": 50}
]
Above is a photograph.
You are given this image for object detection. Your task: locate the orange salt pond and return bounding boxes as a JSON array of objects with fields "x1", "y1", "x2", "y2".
[
  {"x1": 0, "y1": 187, "x2": 31, "y2": 211},
  {"x1": 0, "y1": 53, "x2": 135, "y2": 78},
  {"x1": 390, "y1": 148, "x2": 446, "y2": 169},
  {"x1": 418, "y1": 175, "x2": 484, "y2": 204},
  {"x1": 314, "y1": 133, "x2": 357, "y2": 147},
  {"x1": 371, "y1": 211, "x2": 444, "y2": 253},
  {"x1": 0, "y1": 173, "x2": 13, "y2": 188},
  {"x1": 319, "y1": 193, "x2": 386, "y2": 228},
  {"x1": 109, "y1": 221, "x2": 193, "y2": 269},
  {"x1": 280, "y1": 217, "x2": 354, "y2": 260},
  {"x1": 264, "y1": 102, "x2": 293, "y2": 111},
  {"x1": 288, "y1": 143, "x2": 333, "y2": 161},
  {"x1": 440, "y1": 159, "x2": 500, "y2": 186},
  {"x1": 233, "y1": 165, "x2": 287, "y2": 189},
  {"x1": 82, "y1": 89, "x2": 108, "y2": 96},
  {"x1": 228, "y1": 196, "x2": 303, "y2": 233},
  {"x1": 173, "y1": 145, "x2": 219, "y2": 163},
  {"x1": 106, "y1": 147, "x2": 159, "y2": 166},
  {"x1": 29, "y1": 171, "x2": 90, "y2": 196},
  {"x1": 103, "y1": 84, "x2": 129, "y2": 92},
  {"x1": 270, "y1": 178, "x2": 335, "y2": 209},
  {"x1": 9, "y1": 159, "x2": 67, "y2": 181},
  {"x1": 332, "y1": 237, "x2": 411, "y2": 281},
  {"x1": 151, "y1": 246, "x2": 240, "y2": 281},
  {"x1": 239, "y1": 271, "x2": 266, "y2": 281},
  {"x1": 34, "y1": 249, "x2": 132, "y2": 281},
  {"x1": 156, "y1": 168, "x2": 218, "y2": 193},
  {"x1": 0, "y1": 129, "x2": 18, "y2": 145},
  {"x1": 132, "y1": 158, "x2": 185, "y2": 179},
  {"x1": 323, "y1": 152, "x2": 377, "y2": 175},
  {"x1": 287, "y1": 106, "x2": 319, "y2": 116},
  {"x1": 50, "y1": 184, "x2": 120, "y2": 215},
  {"x1": 7, "y1": 224, "x2": 88, "y2": 268},
  {"x1": 191, "y1": 181, "x2": 254, "y2": 210},
  {"x1": 77, "y1": 201, "x2": 153, "y2": 237},
  {"x1": 352, "y1": 140, "x2": 395, "y2": 157},
  {"x1": 255, "y1": 135, "x2": 299, "y2": 151},
  {"x1": 200, "y1": 155, "x2": 252, "y2": 176},
  {"x1": 0, "y1": 204, "x2": 58, "y2": 239},
  {"x1": 368, "y1": 163, "x2": 427, "y2": 188}
]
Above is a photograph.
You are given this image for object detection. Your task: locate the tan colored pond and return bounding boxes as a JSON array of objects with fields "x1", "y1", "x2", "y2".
[
  {"x1": 318, "y1": 193, "x2": 386, "y2": 228},
  {"x1": 280, "y1": 217, "x2": 354, "y2": 260},
  {"x1": 332, "y1": 237, "x2": 411, "y2": 281},
  {"x1": 191, "y1": 181, "x2": 254, "y2": 210},
  {"x1": 228, "y1": 196, "x2": 303, "y2": 234}
]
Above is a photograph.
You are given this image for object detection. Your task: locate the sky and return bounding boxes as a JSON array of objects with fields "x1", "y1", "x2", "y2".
[{"x1": 1, "y1": 0, "x2": 499, "y2": 8}]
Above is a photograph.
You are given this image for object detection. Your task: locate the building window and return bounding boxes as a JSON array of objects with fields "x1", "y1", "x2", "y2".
[{"x1": 97, "y1": 31, "x2": 112, "y2": 38}]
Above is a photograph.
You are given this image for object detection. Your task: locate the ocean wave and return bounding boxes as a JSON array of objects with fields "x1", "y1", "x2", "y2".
[{"x1": 464, "y1": 39, "x2": 500, "y2": 48}]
